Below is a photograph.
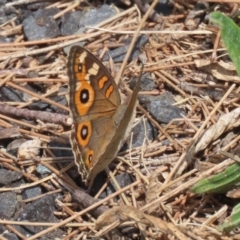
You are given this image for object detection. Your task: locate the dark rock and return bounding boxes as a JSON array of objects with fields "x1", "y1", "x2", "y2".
[
  {"x1": 22, "y1": 186, "x2": 42, "y2": 200},
  {"x1": 64, "y1": 5, "x2": 117, "y2": 54},
  {"x1": 2, "y1": 232, "x2": 19, "y2": 240},
  {"x1": 47, "y1": 86, "x2": 68, "y2": 114},
  {"x1": 139, "y1": 92, "x2": 185, "y2": 123},
  {"x1": 102, "y1": 35, "x2": 148, "y2": 62},
  {"x1": 61, "y1": 11, "x2": 83, "y2": 36},
  {"x1": 80, "y1": 4, "x2": 117, "y2": 28},
  {"x1": 18, "y1": 8, "x2": 32, "y2": 20},
  {"x1": 107, "y1": 173, "x2": 133, "y2": 196},
  {"x1": 155, "y1": 1, "x2": 173, "y2": 15},
  {"x1": 28, "y1": 101, "x2": 49, "y2": 111},
  {"x1": 115, "y1": 173, "x2": 133, "y2": 187},
  {"x1": 26, "y1": 2, "x2": 50, "y2": 10},
  {"x1": 0, "y1": 6, "x2": 18, "y2": 25},
  {"x1": 16, "y1": 84, "x2": 42, "y2": 102},
  {"x1": 0, "y1": 86, "x2": 22, "y2": 102},
  {"x1": 11, "y1": 225, "x2": 31, "y2": 238},
  {"x1": 21, "y1": 85, "x2": 49, "y2": 111},
  {"x1": 130, "y1": 119, "x2": 157, "y2": 148},
  {"x1": 0, "y1": 168, "x2": 22, "y2": 186},
  {"x1": 130, "y1": 72, "x2": 157, "y2": 91},
  {"x1": 16, "y1": 195, "x2": 63, "y2": 238},
  {"x1": 0, "y1": 192, "x2": 18, "y2": 218},
  {"x1": 0, "y1": 213, "x2": 8, "y2": 233},
  {"x1": 49, "y1": 95, "x2": 68, "y2": 114},
  {"x1": 22, "y1": 8, "x2": 60, "y2": 41},
  {"x1": 11, "y1": 178, "x2": 26, "y2": 189},
  {"x1": 21, "y1": 84, "x2": 38, "y2": 102}
]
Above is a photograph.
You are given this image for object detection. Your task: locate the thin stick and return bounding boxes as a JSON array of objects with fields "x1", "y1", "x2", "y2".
[
  {"x1": 115, "y1": 0, "x2": 160, "y2": 85},
  {"x1": 162, "y1": 83, "x2": 236, "y2": 188}
]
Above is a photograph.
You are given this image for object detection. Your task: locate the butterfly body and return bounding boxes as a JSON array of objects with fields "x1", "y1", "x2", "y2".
[{"x1": 68, "y1": 46, "x2": 139, "y2": 187}]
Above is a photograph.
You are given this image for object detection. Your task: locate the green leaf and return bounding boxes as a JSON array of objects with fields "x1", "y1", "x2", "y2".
[
  {"x1": 191, "y1": 163, "x2": 240, "y2": 194},
  {"x1": 218, "y1": 203, "x2": 240, "y2": 232},
  {"x1": 210, "y1": 12, "x2": 240, "y2": 77}
]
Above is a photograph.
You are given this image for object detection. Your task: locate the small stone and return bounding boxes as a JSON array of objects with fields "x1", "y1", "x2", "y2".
[
  {"x1": 36, "y1": 165, "x2": 51, "y2": 175},
  {"x1": 2, "y1": 232, "x2": 19, "y2": 240},
  {"x1": 0, "y1": 168, "x2": 22, "y2": 185},
  {"x1": 80, "y1": 4, "x2": 117, "y2": 28},
  {"x1": 22, "y1": 8, "x2": 60, "y2": 41},
  {"x1": 0, "y1": 86, "x2": 22, "y2": 102},
  {"x1": 102, "y1": 35, "x2": 148, "y2": 62},
  {"x1": 155, "y1": 0, "x2": 173, "y2": 15},
  {"x1": 130, "y1": 72, "x2": 157, "y2": 91},
  {"x1": 21, "y1": 84, "x2": 37, "y2": 102},
  {"x1": 64, "y1": 5, "x2": 117, "y2": 54},
  {"x1": 22, "y1": 186, "x2": 42, "y2": 200},
  {"x1": 115, "y1": 173, "x2": 133, "y2": 187},
  {"x1": 16, "y1": 195, "x2": 64, "y2": 238},
  {"x1": 29, "y1": 101, "x2": 49, "y2": 111},
  {"x1": 139, "y1": 92, "x2": 185, "y2": 123},
  {"x1": 130, "y1": 119, "x2": 157, "y2": 148},
  {"x1": 0, "y1": 192, "x2": 18, "y2": 218},
  {"x1": 49, "y1": 94, "x2": 68, "y2": 114},
  {"x1": 107, "y1": 173, "x2": 133, "y2": 195},
  {"x1": 0, "y1": 6, "x2": 17, "y2": 25},
  {"x1": 61, "y1": 11, "x2": 83, "y2": 36}
]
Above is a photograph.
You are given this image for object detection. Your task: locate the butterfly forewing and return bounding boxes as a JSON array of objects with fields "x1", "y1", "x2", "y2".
[
  {"x1": 68, "y1": 46, "x2": 121, "y2": 182},
  {"x1": 68, "y1": 46, "x2": 121, "y2": 121}
]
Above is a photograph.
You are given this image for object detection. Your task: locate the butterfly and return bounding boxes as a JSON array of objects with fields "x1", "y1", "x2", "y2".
[{"x1": 67, "y1": 46, "x2": 140, "y2": 187}]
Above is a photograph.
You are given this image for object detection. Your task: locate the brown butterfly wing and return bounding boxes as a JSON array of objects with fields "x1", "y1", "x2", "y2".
[
  {"x1": 68, "y1": 46, "x2": 121, "y2": 181},
  {"x1": 68, "y1": 46, "x2": 120, "y2": 121}
]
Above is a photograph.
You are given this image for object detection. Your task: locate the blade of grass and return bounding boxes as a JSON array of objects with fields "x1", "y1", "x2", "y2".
[
  {"x1": 218, "y1": 203, "x2": 240, "y2": 232},
  {"x1": 191, "y1": 163, "x2": 240, "y2": 194},
  {"x1": 210, "y1": 12, "x2": 240, "y2": 77}
]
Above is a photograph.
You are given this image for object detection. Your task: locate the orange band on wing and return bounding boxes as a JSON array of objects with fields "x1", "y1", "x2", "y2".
[
  {"x1": 105, "y1": 85, "x2": 114, "y2": 98},
  {"x1": 76, "y1": 121, "x2": 92, "y2": 147},
  {"x1": 98, "y1": 76, "x2": 108, "y2": 89}
]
